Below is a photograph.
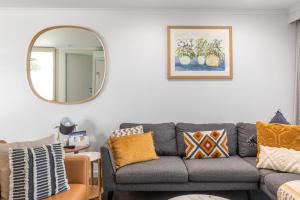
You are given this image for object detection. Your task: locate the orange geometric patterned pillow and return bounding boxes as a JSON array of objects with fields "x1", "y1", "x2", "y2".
[
  {"x1": 183, "y1": 129, "x2": 229, "y2": 159},
  {"x1": 256, "y1": 121, "x2": 300, "y2": 161}
]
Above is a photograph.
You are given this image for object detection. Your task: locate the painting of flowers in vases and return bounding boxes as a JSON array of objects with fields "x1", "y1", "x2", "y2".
[{"x1": 167, "y1": 26, "x2": 233, "y2": 79}]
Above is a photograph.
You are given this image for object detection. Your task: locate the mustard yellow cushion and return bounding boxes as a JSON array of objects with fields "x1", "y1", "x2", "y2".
[
  {"x1": 107, "y1": 126, "x2": 144, "y2": 147},
  {"x1": 256, "y1": 121, "x2": 300, "y2": 161},
  {"x1": 109, "y1": 132, "x2": 159, "y2": 169}
]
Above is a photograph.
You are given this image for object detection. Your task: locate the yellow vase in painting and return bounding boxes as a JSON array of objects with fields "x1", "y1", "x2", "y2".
[{"x1": 206, "y1": 55, "x2": 220, "y2": 67}]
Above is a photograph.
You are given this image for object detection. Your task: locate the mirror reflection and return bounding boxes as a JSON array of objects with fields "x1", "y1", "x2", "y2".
[{"x1": 28, "y1": 26, "x2": 106, "y2": 104}]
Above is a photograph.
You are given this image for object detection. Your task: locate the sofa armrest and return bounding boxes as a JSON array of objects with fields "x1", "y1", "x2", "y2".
[
  {"x1": 64, "y1": 155, "x2": 90, "y2": 186},
  {"x1": 100, "y1": 144, "x2": 117, "y2": 191}
]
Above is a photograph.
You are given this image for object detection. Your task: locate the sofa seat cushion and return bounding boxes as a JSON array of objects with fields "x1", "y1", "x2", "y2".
[
  {"x1": 185, "y1": 156, "x2": 259, "y2": 182},
  {"x1": 243, "y1": 157, "x2": 278, "y2": 183},
  {"x1": 264, "y1": 173, "x2": 300, "y2": 195},
  {"x1": 45, "y1": 184, "x2": 86, "y2": 200},
  {"x1": 116, "y1": 156, "x2": 188, "y2": 184}
]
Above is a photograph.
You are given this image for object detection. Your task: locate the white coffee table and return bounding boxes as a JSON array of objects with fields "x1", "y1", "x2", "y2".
[{"x1": 169, "y1": 195, "x2": 229, "y2": 200}]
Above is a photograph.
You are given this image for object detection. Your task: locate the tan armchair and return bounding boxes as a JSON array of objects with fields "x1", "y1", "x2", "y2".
[
  {"x1": 0, "y1": 139, "x2": 89, "y2": 200},
  {"x1": 0, "y1": 150, "x2": 90, "y2": 200},
  {"x1": 46, "y1": 155, "x2": 90, "y2": 200}
]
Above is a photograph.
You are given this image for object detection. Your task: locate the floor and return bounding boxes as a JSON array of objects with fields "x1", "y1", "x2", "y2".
[
  {"x1": 93, "y1": 181, "x2": 267, "y2": 200},
  {"x1": 92, "y1": 189, "x2": 271, "y2": 200}
]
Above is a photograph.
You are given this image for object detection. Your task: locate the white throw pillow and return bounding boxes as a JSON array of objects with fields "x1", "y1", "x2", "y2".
[
  {"x1": 257, "y1": 145, "x2": 300, "y2": 174},
  {"x1": 110, "y1": 125, "x2": 144, "y2": 138}
]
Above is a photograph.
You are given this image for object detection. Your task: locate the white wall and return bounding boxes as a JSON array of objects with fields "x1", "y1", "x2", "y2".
[
  {"x1": 0, "y1": 9, "x2": 296, "y2": 150},
  {"x1": 289, "y1": 3, "x2": 300, "y2": 22}
]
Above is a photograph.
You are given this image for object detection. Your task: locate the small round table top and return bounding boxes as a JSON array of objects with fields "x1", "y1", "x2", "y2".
[
  {"x1": 78, "y1": 152, "x2": 101, "y2": 162},
  {"x1": 64, "y1": 145, "x2": 89, "y2": 153},
  {"x1": 169, "y1": 195, "x2": 229, "y2": 200}
]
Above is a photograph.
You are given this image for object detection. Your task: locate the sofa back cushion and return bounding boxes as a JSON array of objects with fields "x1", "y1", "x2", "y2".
[
  {"x1": 176, "y1": 123, "x2": 237, "y2": 156},
  {"x1": 236, "y1": 122, "x2": 257, "y2": 157},
  {"x1": 120, "y1": 123, "x2": 177, "y2": 156}
]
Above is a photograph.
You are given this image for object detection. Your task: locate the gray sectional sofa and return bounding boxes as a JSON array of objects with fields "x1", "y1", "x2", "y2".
[{"x1": 100, "y1": 122, "x2": 300, "y2": 200}]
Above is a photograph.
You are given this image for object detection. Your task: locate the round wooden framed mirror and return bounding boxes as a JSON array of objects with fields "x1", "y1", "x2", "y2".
[{"x1": 27, "y1": 26, "x2": 106, "y2": 104}]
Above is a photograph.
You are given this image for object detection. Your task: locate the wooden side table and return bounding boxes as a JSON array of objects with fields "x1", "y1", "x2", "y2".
[
  {"x1": 78, "y1": 152, "x2": 102, "y2": 200},
  {"x1": 64, "y1": 145, "x2": 89, "y2": 154}
]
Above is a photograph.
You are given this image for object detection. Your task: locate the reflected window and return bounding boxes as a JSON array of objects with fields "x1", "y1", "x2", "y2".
[{"x1": 30, "y1": 48, "x2": 55, "y2": 100}]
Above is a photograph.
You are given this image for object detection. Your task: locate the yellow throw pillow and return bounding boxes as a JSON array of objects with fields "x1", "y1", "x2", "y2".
[
  {"x1": 109, "y1": 132, "x2": 159, "y2": 169},
  {"x1": 107, "y1": 125, "x2": 144, "y2": 147},
  {"x1": 256, "y1": 121, "x2": 300, "y2": 161}
]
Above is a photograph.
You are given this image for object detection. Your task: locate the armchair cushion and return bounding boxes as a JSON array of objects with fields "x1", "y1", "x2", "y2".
[
  {"x1": 44, "y1": 156, "x2": 89, "y2": 200},
  {"x1": 45, "y1": 184, "x2": 86, "y2": 200}
]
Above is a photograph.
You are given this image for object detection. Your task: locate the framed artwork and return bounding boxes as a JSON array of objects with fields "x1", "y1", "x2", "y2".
[{"x1": 167, "y1": 26, "x2": 233, "y2": 79}]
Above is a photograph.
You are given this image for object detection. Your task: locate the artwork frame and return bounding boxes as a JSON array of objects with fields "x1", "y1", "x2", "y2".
[{"x1": 167, "y1": 26, "x2": 233, "y2": 79}]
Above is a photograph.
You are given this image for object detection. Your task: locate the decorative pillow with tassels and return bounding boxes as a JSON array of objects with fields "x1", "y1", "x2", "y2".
[{"x1": 257, "y1": 145, "x2": 300, "y2": 174}]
